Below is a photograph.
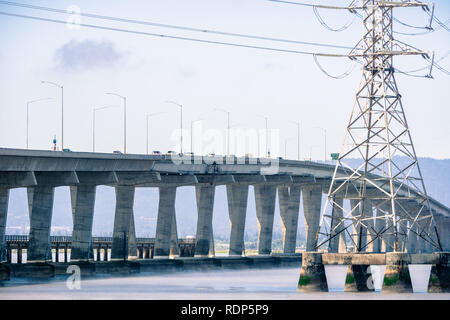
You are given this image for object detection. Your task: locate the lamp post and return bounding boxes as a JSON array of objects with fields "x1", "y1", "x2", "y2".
[
  {"x1": 93, "y1": 106, "x2": 119, "y2": 152},
  {"x1": 290, "y1": 120, "x2": 301, "y2": 161},
  {"x1": 41, "y1": 81, "x2": 63, "y2": 150},
  {"x1": 146, "y1": 112, "x2": 167, "y2": 154},
  {"x1": 106, "y1": 92, "x2": 127, "y2": 153},
  {"x1": 26, "y1": 97, "x2": 53, "y2": 149},
  {"x1": 214, "y1": 108, "x2": 230, "y2": 156},
  {"x1": 164, "y1": 100, "x2": 183, "y2": 154}
]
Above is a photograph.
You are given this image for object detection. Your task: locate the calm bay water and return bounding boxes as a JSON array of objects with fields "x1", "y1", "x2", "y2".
[{"x1": 1, "y1": 267, "x2": 449, "y2": 300}]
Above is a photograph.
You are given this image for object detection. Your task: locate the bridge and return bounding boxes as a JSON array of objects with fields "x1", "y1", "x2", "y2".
[{"x1": 0, "y1": 147, "x2": 449, "y2": 267}]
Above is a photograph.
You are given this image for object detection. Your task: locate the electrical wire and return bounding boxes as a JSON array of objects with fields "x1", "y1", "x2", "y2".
[
  {"x1": 267, "y1": 0, "x2": 352, "y2": 10},
  {"x1": 313, "y1": 54, "x2": 357, "y2": 79},
  {"x1": 0, "y1": 0, "x2": 356, "y2": 51},
  {"x1": 313, "y1": 6, "x2": 357, "y2": 32},
  {"x1": 0, "y1": 11, "x2": 351, "y2": 58}
]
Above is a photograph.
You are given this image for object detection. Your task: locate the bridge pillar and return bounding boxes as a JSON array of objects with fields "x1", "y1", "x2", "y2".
[
  {"x1": 362, "y1": 200, "x2": 374, "y2": 252},
  {"x1": 170, "y1": 210, "x2": 179, "y2": 258},
  {"x1": 227, "y1": 184, "x2": 249, "y2": 256},
  {"x1": 194, "y1": 185, "x2": 215, "y2": 257},
  {"x1": 278, "y1": 185, "x2": 301, "y2": 255},
  {"x1": 254, "y1": 184, "x2": 277, "y2": 255},
  {"x1": 111, "y1": 186, "x2": 137, "y2": 260},
  {"x1": 70, "y1": 185, "x2": 96, "y2": 260},
  {"x1": 372, "y1": 207, "x2": 384, "y2": 253},
  {"x1": 302, "y1": 185, "x2": 322, "y2": 252},
  {"x1": 27, "y1": 186, "x2": 55, "y2": 262},
  {"x1": 154, "y1": 187, "x2": 177, "y2": 258},
  {"x1": 434, "y1": 213, "x2": 450, "y2": 251},
  {"x1": 349, "y1": 199, "x2": 370, "y2": 252},
  {"x1": 328, "y1": 196, "x2": 346, "y2": 253},
  {"x1": 0, "y1": 188, "x2": 9, "y2": 261}
]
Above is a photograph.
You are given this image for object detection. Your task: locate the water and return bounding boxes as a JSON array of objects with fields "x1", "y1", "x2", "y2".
[{"x1": 1, "y1": 267, "x2": 449, "y2": 300}]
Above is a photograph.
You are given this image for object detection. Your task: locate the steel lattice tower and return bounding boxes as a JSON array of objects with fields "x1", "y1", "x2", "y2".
[{"x1": 318, "y1": 0, "x2": 442, "y2": 253}]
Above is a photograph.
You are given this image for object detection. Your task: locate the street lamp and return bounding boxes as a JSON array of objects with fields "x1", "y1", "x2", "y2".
[
  {"x1": 26, "y1": 97, "x2": 53, "y2": 149},
  {"x1": 146, "y1": 112, "x2": 167, "y2": 154},
  {"x1": 313, "y1": 126, "x2": 327, "y2": 163},
  {"x1": 164, "y1": 100, "x2": 183, "y2": 154},
  {"x1": 214, "y1": 108, "x2": 230, "y2": 156},
  {"x1": 93, "y1": 106, "x2": 120, "y2": 152},
  {"x1": 106, "y1": 92, "x2": 127, "y2": 153},
  {"x1": 41, "y1": 81, "x2": 63, "y2": 150},
  {"x1": 290, "y1": 120, "x2": 301, "y2": 161}
]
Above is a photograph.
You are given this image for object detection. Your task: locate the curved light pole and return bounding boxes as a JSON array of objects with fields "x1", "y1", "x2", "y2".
[
  {"x1": 146, "y1": 112, "x2": 167, "y2": 154},
  {"x1": 26, "y1": 97, "x2": 53, "y2": 149},
  {"x1": 289, "y1": 120, "x2": 301, "y2": 161},
  {"x1": 41, "y1": 81, "x2": 63, "y2": 150},
  {"x1": 106, "y1": 92, "x2": 127, "y2": 153},
  {"x1": 93, "y1": 106, "x2": 120, "y2": 152},
  {"x1": 164, "y1": 100, "x2": 183, "y2": 154},
  {"x1": 214, "y1": 108, "x2": 230, "y2": 156}
]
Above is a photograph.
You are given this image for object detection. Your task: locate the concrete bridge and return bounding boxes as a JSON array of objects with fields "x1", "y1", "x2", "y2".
[{"x1": 0, "y1": 148, "x2": 449, "y2": 266}]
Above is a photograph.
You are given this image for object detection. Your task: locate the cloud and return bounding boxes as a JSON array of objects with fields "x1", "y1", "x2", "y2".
[{"x1": 54, "y1": 39, "x2": 124, "y2": 70}]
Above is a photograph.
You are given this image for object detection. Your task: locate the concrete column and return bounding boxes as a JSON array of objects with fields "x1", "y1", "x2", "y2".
[
  {"x1": 278, "y1": 185, "x2": 301, "y2": 255},
  {"x1": 328, "y1": 196, "x2": 346, "y2": 253},
  {"x1": 170, "y1": 210, "x2": 179, "y2": 257},
  {"x1": 0, "y1": 188, "x2": 9, "y2": 262},
  {"x1": 406, "y1": 221, "x2": 418, "y2": 253},
  {"x1": 154, "y1": 187, "x2": 176, "y2": 258},
  {"x1": 362, "y1": 199, "x2": 373, "y2": 252},
  {"x1": 111, "y1": 185, "x2": 136, "y2": 260},
  {"x1": 27, "y1": 186, "x2": 55, "y2": 262},
  {"x1": 302, "y1": 185, "x2": 322, "y2": 252},
  {"x1": 226, "y1": 184, "x2": 249, "y2": 256},
  {"x1": 349, "y1": 199, "x2": 370, "y2": 252},
  {"x1": 254, "y1": 184, "x2": 277, "y2": 255},
  {"x1": 194, "y1": 185, "x2": 215, "y2": 257},
  {"x1": 434, "y1": 213, "x2": 450, "y2": 251},
  {"x1": 373, "y1": 207, "x2": 384, "y2": 253},
  {"x1": 128, "y1": 211, "x2": 137, "y2": 257},
  {"x1": 69, "y1": 185, "x2": 96, "y2": 260}
]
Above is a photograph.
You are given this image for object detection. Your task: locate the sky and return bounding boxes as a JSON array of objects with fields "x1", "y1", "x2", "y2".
[{"x1": 0, "y1": 0, "x2": 449, "y2": 159}]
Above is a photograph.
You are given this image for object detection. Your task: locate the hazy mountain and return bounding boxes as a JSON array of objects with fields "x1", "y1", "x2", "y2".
[{"x1": 5, "y1": 157, "x2": 449, "y2": 241}]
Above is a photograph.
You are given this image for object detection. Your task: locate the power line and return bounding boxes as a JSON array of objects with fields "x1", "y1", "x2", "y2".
[
  {"x1": 313, "y1": 54, "x2": 357, "y2": 79},
  {"x1": 312, "y1": 6, "x2": 357, "y2": 32},
  {"x1": 0, "y1": 0, "x2": 356, "y2": 51},
  {"x1": 0, "y1": 11, "x2": 351, "y2": 58},
  {"x1": 267, "y1": 0, "x2": 352, "y2": 10}
]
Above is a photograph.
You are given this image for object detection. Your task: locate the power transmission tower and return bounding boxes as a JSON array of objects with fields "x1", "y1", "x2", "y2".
[{"x1": 318, "y1": 0, "x2": 442, "y2": 253}]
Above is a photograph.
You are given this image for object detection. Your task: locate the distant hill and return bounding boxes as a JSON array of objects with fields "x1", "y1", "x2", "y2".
[{"x1": 5, "y1": 157, "x2": 450, "y2": 241}]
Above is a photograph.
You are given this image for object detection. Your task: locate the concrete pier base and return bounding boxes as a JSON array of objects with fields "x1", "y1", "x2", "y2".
[
  {"x1": 298, "y1": 252, "x2": 327, "y2": 292},
  {"x1": 435, "y1": 252, "x2": 450, "y2": 293},
  {"x1": 383, "y1": 252, "x2": 412, "y2": 293}
]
